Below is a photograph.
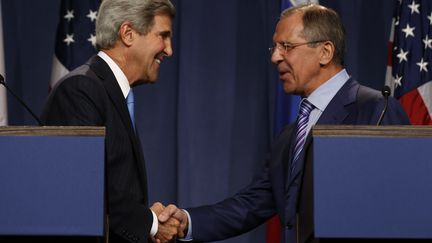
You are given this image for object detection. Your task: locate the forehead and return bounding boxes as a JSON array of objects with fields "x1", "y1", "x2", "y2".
[
  {"x1": 149, "y1": 14, "x2": 173, "y2": 32},
  {"x1": 273, "y1": 12, "x2": 304, "y2": 42}
]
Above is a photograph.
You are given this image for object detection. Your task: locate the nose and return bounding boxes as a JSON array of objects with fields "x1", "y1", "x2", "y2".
[
  {"x1": 163, "y1": 38, "x2": 173, "y2": 57},
  {"x1": 271, "y1": 48, "x2": 283, "y2": 65}
]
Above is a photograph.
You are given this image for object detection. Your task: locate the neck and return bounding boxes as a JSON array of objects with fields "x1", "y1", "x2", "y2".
[
  {"x1": 101, "y1": 48, "x2": 136, "y2": 85},
  {"x1": 303, "y1": 64, "x2": 343, "y2": 97}
]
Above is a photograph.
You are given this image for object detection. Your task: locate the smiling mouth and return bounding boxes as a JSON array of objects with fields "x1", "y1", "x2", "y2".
[{"x1": 155, "y1": 52, "x2": 165, "y2": 65}]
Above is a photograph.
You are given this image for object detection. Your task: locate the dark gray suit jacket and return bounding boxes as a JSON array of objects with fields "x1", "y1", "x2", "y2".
[
  {"x1": 42, "y1": 55, "x2": 152, "y2": 243},
  {"x1": 187, "y1": 78, "x2": 410, "y2": 243}
]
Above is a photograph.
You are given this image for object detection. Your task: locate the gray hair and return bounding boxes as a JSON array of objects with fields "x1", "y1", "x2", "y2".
[
  {"x1": 281, "y1": 4, "x2": 345, "y2": 66},
  {"x1": 96, "y1": 0, "x2": 176, "y2": 50}
]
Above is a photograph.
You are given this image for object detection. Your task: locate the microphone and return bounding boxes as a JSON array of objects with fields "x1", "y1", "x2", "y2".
[
  {"x1": 0, "y1": 74, "x2": 43, "y2": 126},
  {"x1": 376, "y1": 85, "x2": 391, "y2": 126}
]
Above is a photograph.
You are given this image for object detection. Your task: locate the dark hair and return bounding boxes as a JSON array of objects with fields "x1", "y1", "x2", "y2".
[{"x1": 281, "y1": 4, "x2": 345, "y2": 65}]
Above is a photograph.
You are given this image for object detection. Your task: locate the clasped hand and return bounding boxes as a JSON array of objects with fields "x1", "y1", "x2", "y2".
[{"x1": 150, "y1": 202, "x2": 188, "y2": 243}]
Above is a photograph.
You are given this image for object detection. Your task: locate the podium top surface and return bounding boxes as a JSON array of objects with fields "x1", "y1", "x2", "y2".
[
  {"x1": 0, "y1": 126, "x2": 105, "y2": 136},
  {"x1": 313, "y1": 125, "x2": 432, "y2": 138}
]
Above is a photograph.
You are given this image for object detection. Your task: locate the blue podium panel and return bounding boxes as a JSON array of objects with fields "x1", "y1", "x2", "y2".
[
  {"x1": 0, "y1": 135, "x2": 104, "y2": 236},
  {"x1": 314, "y1": 137, "x2": 432, "y2": 239}
]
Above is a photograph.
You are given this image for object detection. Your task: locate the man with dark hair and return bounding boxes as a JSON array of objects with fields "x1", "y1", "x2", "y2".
[
  {"x1": 42, "y1": 0, "x2": 179, "y2": 242},
  {"x1": 157, "y1": 4, "x2": 410, "y2": 243}
]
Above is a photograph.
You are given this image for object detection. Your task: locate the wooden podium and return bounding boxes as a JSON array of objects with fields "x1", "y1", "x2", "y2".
[
  {"x1": 313, "y1": 125, "x2": 432, "y2": 241},
  {"x1": 0, "y1": 126, "x2": 105, "y2": 242}
]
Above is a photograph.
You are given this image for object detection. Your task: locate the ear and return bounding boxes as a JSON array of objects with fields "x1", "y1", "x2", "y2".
[
  {"x1": 319, "y1": 41, "x2": 335, "y2": 66},
  {"x1": 118, "y1": 22, "x2": 135, "y2": 47}
]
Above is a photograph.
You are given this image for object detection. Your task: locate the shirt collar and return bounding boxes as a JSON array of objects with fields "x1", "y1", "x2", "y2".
[
  {"x1": 307, "y1": 69, "x2": 350, "y2": 112},
  {"x1": 97, "y1": 51, "x2": 130, "y2": 98}
]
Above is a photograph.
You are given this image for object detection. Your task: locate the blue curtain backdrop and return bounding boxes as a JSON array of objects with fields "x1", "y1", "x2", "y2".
[{"x1": 2, "y1": 0, "x2": 395, "y2": 243}]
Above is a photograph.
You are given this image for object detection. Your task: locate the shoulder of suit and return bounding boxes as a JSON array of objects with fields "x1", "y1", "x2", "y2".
[
  {"x1": 357, "y1": 84, "x2": 381, "y2": 98},
  {"x1": 355, "y1": 84, "x2": 387, "y2": 109},
  {"x1": 53, "y1": 65, "x2": 104, "y2": 94}
]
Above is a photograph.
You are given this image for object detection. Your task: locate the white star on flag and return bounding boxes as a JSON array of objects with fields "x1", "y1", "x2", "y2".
[
  {"x1": 63, "y1": 33, "x2": 74, "y2": 45},
  {"x1": 423, "y1": 36, "x2": 432, "y2": 49},
  {"x1": 408, "y1": 0, "x2": 420, "y2": 14},
  {"x1": 87, "y1": 10, "x2": 97, "y2": 22},
  {"x1": 394, "y1": 74, "x2": 403, "y2": 87},
  {"x1": 64, "y1": 10, "x2": 74, "y2": 21},
  {"x1": 402, "y1": 23, "x2": 415, "y2": 38},
  {"x1": 416, "y1": 58, "x2": 428, "y2": 72},
  {"x1": 88, "y1": 34, "x2": 96, "y2": 47},
  {"x1": 397, "y1": 48, "x2": 409, "y2": 63}
]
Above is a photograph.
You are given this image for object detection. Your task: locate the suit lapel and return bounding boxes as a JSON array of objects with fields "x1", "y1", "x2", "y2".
[
  {"x1": 287, "y1": 78, "x2": 360, "y2": 185},
  {"x1": 88, "y1": 56, "x2": 135, "y2": 135},
  {"x1": 88, "y1": 55, "x2": 147, "y2": 190}
]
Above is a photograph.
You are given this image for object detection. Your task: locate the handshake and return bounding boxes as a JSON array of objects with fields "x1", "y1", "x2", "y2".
[{"x1": 150, "y1": 202, "x2": 189, "y2": 243}]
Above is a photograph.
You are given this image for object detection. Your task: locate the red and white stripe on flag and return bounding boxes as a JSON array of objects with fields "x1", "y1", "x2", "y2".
[
  {"x1": 0, "y1": 1, "x2": 7, "y2": 126},
  {"x1": 385, "y1": 0, "x2": 432, "y2": 125}
]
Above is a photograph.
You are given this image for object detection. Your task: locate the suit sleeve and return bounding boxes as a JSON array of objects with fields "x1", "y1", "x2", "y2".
[{"x1": 186, "y1": 161, "x2": 277, "y2": 242}]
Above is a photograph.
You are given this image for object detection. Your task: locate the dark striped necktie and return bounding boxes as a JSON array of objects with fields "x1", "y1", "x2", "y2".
[{"x1": 290, "y1": 99, "x2": 314, "y2": 173}]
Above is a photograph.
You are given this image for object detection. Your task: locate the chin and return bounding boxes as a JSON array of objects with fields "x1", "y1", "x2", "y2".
[
  {"x1": 148, "y1": 76, "x2": 158, "y2": 83},
  {"x1": 138, "y1": 74, "x2": 158, "y2": 84},
  {"x1": 148, "y1": 72, "x2": 159, "y2": 82},
  {"x1": 282, "y1": 83, "x2": 295, "y2": 94}
]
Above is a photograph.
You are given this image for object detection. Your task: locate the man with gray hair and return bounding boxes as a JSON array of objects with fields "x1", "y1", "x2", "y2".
[
  {"x1": 42, "y1": 0, "x2": 179, "y2": 242},
  {"x1": 157, "y1": 3, "x2": 410, "y2": 243}
]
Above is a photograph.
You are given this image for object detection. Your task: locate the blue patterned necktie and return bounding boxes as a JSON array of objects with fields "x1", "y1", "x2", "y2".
[
  {"x1": 290, "y1": 99, "x2": 315, "y2": 173},
  {"x1": 126, "y1": 89, "x2": 135, "y2": 130}
]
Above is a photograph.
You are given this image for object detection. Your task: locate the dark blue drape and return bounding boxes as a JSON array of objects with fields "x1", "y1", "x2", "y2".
[{"x1": 2, "y1": 1, "x2": 395, "y2": 242}]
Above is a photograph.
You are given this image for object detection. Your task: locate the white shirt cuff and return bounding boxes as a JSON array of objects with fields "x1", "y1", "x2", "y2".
[
  {"x1": 150, "y1": 210, "x2": 158, "y2": 237},
  {"x1": 178, "y1": 209, "x2": 193, "y2": 241}
]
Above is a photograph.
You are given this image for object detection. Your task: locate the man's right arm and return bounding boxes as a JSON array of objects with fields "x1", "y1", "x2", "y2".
[{"x1": 155, "y1": 163, "x2": 278, "y2": 242}]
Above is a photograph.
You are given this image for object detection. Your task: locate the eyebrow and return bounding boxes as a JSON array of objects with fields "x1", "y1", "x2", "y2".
[{"x1": 159, "y1": 30, "x2": 172, "y2": 38}]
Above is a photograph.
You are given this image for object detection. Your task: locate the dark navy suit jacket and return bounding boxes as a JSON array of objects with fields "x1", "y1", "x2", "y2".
[
  {"x1": 187, "y1": 78, "x2": 410, "y2": 243},
  {"x1": 41, "y1": 55, "x2": 152, "y2": 243}
]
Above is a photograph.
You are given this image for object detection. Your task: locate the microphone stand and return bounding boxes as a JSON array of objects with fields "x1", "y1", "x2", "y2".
[
  {"x1": 376, "y1": 86, "x2": 391, "y2": 126},
  {"x1": 0, "y1": 75, "x2": 43, "y2": 126}
]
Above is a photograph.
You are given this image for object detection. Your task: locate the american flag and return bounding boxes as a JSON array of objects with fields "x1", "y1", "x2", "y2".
[
  {"x1": 386, "y1": 0, "x2": 432, "y2": 125},
  {"x1": 50, "y1": 0, "x2": 100, "y2": 89}
]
